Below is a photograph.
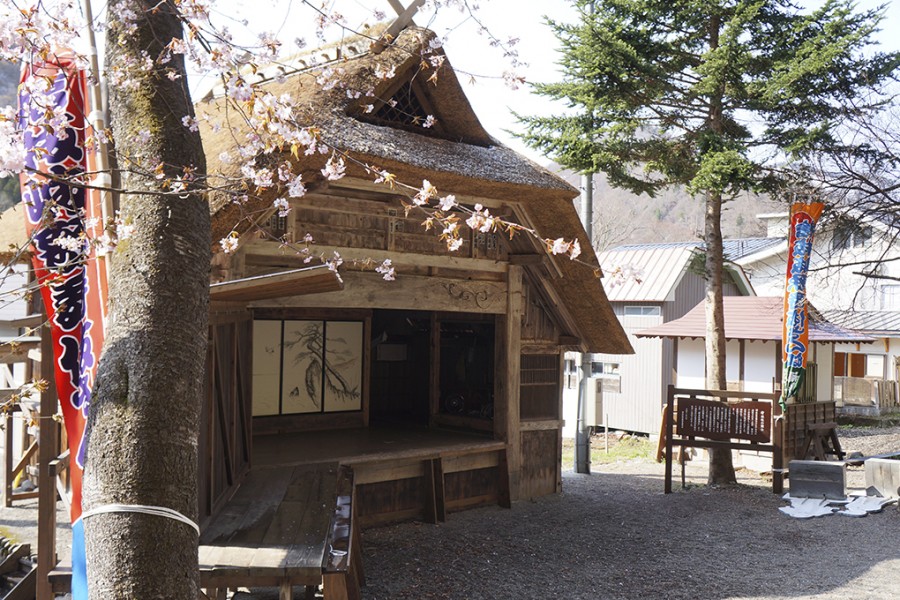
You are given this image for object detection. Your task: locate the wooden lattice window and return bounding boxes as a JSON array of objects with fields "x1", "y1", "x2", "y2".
[{"x1": 372, "y1": 80, "x2": 430, "y2": 127}]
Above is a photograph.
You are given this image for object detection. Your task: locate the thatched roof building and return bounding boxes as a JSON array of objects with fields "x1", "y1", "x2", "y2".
[{"x1": 198, "y1": 25, "x2": 628, "y2": 354}]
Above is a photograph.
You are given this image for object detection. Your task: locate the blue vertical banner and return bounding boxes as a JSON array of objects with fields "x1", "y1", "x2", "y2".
[{"x1": 781, "y1": 202, "x2": 824, "y2": 410}]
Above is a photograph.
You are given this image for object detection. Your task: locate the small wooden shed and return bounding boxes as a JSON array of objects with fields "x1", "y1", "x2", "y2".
[{"x1": 196, "y1": 25, "x2": 631, "y2": 530}]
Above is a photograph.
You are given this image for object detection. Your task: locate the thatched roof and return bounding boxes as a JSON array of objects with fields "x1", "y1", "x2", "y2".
[
  {"x1": 198, "y1": 27, "x2": 575, "y2": 239},
  {"x1": 197, "y1": 26, "x2": 630, "y2": 354}
]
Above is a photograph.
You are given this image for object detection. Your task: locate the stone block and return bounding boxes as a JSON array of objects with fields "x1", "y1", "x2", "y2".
[
  {"x1": 789, "y1": 460, "x2": 846, "y2": 500},
  {"x1": 864, "y1": 457, "x2": 900, "y2": 499}
]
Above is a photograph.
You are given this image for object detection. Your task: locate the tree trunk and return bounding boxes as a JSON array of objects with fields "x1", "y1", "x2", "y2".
[
  {"x1": 704, "y1": 189, "x2": 736, "y2": 485},
  {"x1": 82, "y1": 1, "x2": 210, "y2": 598}
]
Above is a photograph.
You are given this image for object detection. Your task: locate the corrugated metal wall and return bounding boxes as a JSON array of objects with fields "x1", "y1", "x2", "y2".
[
  {"x1": 591, "y1": 310, "x2": 665, "y2": 434},
  {"x1": 592, "y1": 269, "x2": 748, "y2": 435}
]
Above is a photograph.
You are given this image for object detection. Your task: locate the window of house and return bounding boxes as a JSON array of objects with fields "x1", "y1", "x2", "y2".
[
  {"x1": 624, "y1": 305, "x2": 661, "y2": 316},
  {"x1": 881, "y1": 285, "x2": 900, "y2": 310},
  {"x1": 252, "y1": 319, "x2": 364, "y2": 416},
  {"x1": 866, "y1": 354, "x2": 885, "y2": 378},
  {"x1": 591, "y1": 362, "x2": 621, "y2": 393},
  {"x1": 832, "y1": 221, "x2": 872, "y2": 250}
]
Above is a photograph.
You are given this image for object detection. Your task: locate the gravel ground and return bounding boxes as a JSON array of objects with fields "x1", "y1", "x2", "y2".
[
  {"x1": 2, "y1": 426, "x2": 899, "y2": 599},
  {"x1": 359, "y1": 427, "x2": 900, "y2": 600}
]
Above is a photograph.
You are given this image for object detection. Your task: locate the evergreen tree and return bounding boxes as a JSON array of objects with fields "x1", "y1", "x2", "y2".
[{"x1": 519, "y1": 0, "x2": 899, "y2": 484}]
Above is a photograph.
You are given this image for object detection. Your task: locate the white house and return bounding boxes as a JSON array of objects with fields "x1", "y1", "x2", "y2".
[{"x1": 735, "y1": 212, "x2": 900, "y2": 411}]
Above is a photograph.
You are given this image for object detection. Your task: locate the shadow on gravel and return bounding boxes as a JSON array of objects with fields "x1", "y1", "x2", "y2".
[{"x1": 359, "y1": 470, "x2": 900, "y2": 600}]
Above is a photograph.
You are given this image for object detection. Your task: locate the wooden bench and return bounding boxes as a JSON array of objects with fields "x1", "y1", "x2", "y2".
[{"x1": 199, "y1": 462, "x2": 363, "y2": 600}]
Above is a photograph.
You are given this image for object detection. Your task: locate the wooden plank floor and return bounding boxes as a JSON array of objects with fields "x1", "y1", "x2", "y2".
[
  {"x1": 199, "y1": 462, "x2": 339, "y2": 583},
  {"x1": 253, "y1": 426, "x2": 505, "y2": 468}
]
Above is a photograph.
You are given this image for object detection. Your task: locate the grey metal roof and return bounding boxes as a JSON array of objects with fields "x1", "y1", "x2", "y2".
[
  {"x1": 598, "y1": 243, "x2": 702, "y2": 302},
  {"x1": 820, "y1": 310, "x2": 900, "y2": 335},
  {"x1": 723, "y1": 237, "x2": 784, "y2": 261},
  {"x1": 599, "y1": 240, "x2": 755, "y2": 302}
]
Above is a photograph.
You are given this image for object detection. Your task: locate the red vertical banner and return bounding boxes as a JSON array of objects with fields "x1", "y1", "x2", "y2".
[
  {"x1": 18, "y1": 53, "x2": 107, "y2": 600},
  {"x1": 781, "y1": 202, "x2": 824, "y2": 409}
]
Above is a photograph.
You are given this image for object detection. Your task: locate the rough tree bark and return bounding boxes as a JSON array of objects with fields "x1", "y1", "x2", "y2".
[
  {"x1": 703, "y1": 13, "x2": 736, "y2": 486},
  {"x1": 82, "y1": 1, "x2": 210, "y2": 597},
  {"x1": 704, "y1": 189, "x2": 736, "y2": 485}
]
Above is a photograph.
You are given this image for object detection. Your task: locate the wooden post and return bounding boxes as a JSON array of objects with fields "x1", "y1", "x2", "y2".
[
  {"x1": 772, "y1": 403, "x2": 784, "y2": 495},
  {"x1": 664, "y1": 385, "x2": 675, "y2": 494},
  {"x1": 494, "y1": 265, "x2": 523, "y2": 501},
  {"x1": 36, "y1": 322, "x2": 58, "y2": 600},
  {"x1": 3, "y1": 411, "x2": 12, "y2": 507}
]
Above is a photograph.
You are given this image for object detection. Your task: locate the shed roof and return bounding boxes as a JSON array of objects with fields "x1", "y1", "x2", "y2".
[
  {"x1": 820, "y1": 310, "x2": 900, "y2": 336},
  {"x1": 634, "y1": 296, "x2": 872, "y2": 343},
  {"x1": 599, "y1": 242, "x2": 753, "y2": 302}
]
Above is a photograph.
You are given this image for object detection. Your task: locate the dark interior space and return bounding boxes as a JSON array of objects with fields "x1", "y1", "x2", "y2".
[
  {"x1": 439, "y1": 320, "x2": 494, "y2": 421},
  {"x1": 369, "y1": 310, "x2": 431, "y2": 425}
]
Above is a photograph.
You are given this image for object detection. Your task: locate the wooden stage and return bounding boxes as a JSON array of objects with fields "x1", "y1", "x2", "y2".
[
  {"x1": 198, "y1": 426, "x2": 510, "y2": 599},
  {"x1": 253, "y1": 426, "x2": 510, "y2": 526},
  {"x1": 253, "y1": 425, "x2": 506, "y2": 468}
]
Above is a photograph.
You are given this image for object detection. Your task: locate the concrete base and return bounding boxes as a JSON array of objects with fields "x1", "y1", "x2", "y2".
[
  {"x1": 864, "y1": 456, "x2": 900, "y2": 498},
  {"x1": 789, "y1": 460, "x2": 847, "y2": 500}
]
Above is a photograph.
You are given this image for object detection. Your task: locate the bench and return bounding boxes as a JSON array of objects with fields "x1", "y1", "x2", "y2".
[{"x1": 199, "y1": 462, "x2": 363, "y2": 600}]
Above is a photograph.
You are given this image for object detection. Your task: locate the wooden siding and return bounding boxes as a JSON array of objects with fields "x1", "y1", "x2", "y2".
[
  {"x1": 250, "y1": 271, "x2": 508, "y2": 315},
  {"x1": 519, "y1": 429, "x2": 560, "y2": 498},
  {"x1": 521, "y1": 276, "x2": 562, "y2": 344},
  {"x1": 200, "y1": 315, "x2": 253, "y2": 526},
  {"x1": 271, "y1": 189, "x2": 508, "y2": 263}
]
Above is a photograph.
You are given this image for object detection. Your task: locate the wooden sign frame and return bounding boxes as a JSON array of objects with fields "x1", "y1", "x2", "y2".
[{"x1": 663, "y1": 386, "x2": 784, "y2": 494}]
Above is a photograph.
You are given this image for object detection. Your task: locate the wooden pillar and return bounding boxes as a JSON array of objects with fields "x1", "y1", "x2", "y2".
[
  {"x1": 3, "y1": 411, "x2": 12, "y2": 507},
  {"x1": 37, "y1": 321, "x2": 58, "y2": 600},
  {"x1": 494, "y1": 265, "x2": 522, "y2": 501}
]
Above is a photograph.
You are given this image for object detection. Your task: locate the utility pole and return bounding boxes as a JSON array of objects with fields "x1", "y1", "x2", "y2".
[{"x1": 575, "y1": 173, "x2": 594, "y2": 474}]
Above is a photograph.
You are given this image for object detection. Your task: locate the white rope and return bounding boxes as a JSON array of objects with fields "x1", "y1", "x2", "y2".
[{"x1": 81, "y1": 503, "x2": 200, "y2": 536}]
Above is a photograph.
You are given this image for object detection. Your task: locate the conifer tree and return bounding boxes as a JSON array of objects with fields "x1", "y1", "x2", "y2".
[{"x1": 519, "y1": 0, "x2": 899, "y2": 483}]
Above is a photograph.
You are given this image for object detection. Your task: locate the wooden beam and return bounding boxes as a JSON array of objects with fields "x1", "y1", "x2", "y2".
[
  {"x1": 0, "y1": 314, "x2": 43, "y2": 329},
  {"x1": 251, "y1": 272, "x2": 508, "y2": 314},
  {"x1": 0, "y1": 340, "x2": 40, "y2": 365},
  {"x1": 325, "y1": 179, "x2": 511, "y2": 211},
  {"x1": 372, "y1": 0, "x2": 426, "y2": 54},
  {"x1": 494, "y1": 265, "x2": 523, "y2": 501},
  {"x1": 209, "y1": 266, "x2": 343, "y2": 302},
  {"x1": 36, "y1": 319, "x2": 57, "y2": 600},
  {"x1": 508, "y1": 254, "x2": 545, "y2": 266},
  {"x1": 3, "y1": 413, "x2": 11, "y2": 507},
  {"x1": 244, "y1": 240, "x2": 508, "y2": 274}
]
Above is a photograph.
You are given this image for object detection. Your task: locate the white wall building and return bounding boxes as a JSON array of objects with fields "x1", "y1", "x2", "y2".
[{"x1": 736, "y1": 212, "x2": 900, "y2": 410}]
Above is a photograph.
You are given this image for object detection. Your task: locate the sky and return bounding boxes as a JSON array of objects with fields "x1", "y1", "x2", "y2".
[
  {"x1": 186, "y1": 0, "x2": 900, "y2": 164},
  {"x1": 75, "y1": 0, "x2": 900, "y2": 164}
]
